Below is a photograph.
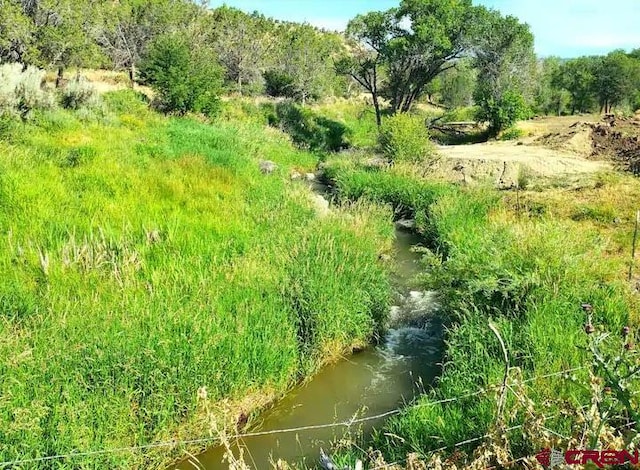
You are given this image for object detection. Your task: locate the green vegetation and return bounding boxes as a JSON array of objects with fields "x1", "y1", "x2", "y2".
[
  {"x1": 323, "y1": 155, "x2": 638, "y2": 466},
  {"x1": 2, "y1": 0, "x2": 640, "y2": 468},
  {"x1": 139, "y1": 34, "x2": 222, "y2": 115},
  {"x1": 378, "y1": 113, "x2": 437, "y2": 164},
  {"x1": 0, "y1": 91, "x2": 393, "y2": 468}
]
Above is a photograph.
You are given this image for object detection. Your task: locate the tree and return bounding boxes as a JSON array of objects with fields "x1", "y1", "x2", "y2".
[
  {"x1": 556, "y1": 57, "x2": 597, "y2": 114},
  {"x1": 383, "y1": 0, "x2": 476, "y2": 113},
  {"x1": 533, "y1": 57, "x2": 570, "y2": 116},
  {"x1": 336, "y1": 11, "x2": 393, "y2": 127},
  {"x1": 276, "y1": 23, "x2": 343, "y2": 105},
  {"x1": 206, "y1": 7, "x2": 274, "y2": 95},
  {"x1": 439, "y1": 58, "x2": 476, "y2": 109},
  {"x1": 28, "y1": 0, "x2": 104, "y2": 86},
  {"x1": 139, "y1": 34, "x2": 223, "y2": 116},
  {"x1": 98, "y1": 0, "x2": 199, "y2": 88},
  {"x1": 593, "y1": 51, "x2": 638, "y2": 113},
  {"x1": 471, "y1": 8, "x2": 535, "y2": 135},
  {"x1": 0, "y1": 0, "x2": 34, "y2": 64}
]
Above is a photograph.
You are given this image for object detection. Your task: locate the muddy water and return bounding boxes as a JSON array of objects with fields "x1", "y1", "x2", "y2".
[{"x1": 176, "y1": 229, "x2": 443, "y2": 470}]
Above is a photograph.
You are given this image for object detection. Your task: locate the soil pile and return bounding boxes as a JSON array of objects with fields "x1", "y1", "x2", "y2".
[{"x1": 535, "y1": 115, "x2": 640, "y2": 175}]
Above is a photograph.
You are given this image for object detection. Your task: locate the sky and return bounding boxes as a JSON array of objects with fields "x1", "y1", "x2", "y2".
[{"x1": 208, "y1": 0, "x2": 640, "y2": 58}]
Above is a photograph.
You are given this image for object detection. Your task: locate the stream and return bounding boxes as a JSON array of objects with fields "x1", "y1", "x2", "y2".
[{"x1": 174, "y1": 224, "x2": 444, "y2": 469}]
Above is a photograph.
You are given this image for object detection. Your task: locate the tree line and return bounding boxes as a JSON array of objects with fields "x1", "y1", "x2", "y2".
[
  {"x1": 1, "y1": 0, "x2": 639, "y2": 134},
  {"x1": 0, "y1": 0, "x2": 346, "y2": 102}
]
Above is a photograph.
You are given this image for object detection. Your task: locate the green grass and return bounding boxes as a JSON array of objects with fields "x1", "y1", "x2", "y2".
[
  {"x1": 323, "y1": 156, "x2": 637, "y2": 464},
  {"x1": 0, "y1": 91, "x2": 394, "y2": 468}
]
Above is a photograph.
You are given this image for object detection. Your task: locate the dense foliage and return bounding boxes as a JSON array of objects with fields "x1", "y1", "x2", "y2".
[{"x1": 139, "y1": 34, "x2": 223, "y2": 115}]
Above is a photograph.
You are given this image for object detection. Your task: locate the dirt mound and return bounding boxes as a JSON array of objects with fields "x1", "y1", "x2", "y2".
[
  {"x1": 534, "y1": 116, "x2": 640, "y2": 175},
  {"x1": 534, "y1": 122, "x2": 595, "y2": 156},
  {"x1": 434, "y1": 142, "x2": 609, "y2": 188}
]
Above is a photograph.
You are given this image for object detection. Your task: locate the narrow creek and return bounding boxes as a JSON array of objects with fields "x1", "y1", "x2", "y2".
[{"x1": 174, "y1": 222, "x2": 445, "y2": 469}]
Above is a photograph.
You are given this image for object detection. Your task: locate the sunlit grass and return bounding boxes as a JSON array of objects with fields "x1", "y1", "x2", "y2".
[
  {"x1": 323, "y1": 154, "x2": 639, "y2": 462},
  {"x1": 0, "y1": 91, "x2": 393, "y2": 468}
]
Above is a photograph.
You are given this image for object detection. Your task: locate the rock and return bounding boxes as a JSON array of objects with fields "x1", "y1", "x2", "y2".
[
  {"x1": 613, "y1": 217, "x2": 622, "y2": 224},
  {"x1": 305, "y1": 173, "x2": 316, "y2": 181},
  {"x1": 290, "y1": 170, "x2": 302, "y2": 180},
  {"x1": 395, "y1": 219, "x2": 416, "y2": 230},
  {"x1": 378, "y1": 253, "x2": 392, "y2": 262},
  {"x1": 259, "y1": 160, "x2": 278, "y2": 175},
  {"x1": 311, "y1": 194, "x2": 330, "y2": 217}
]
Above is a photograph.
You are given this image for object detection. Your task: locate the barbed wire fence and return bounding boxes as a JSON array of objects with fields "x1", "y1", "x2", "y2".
[{"x1": 0, "y1": 365, "x2": 593, "y2": 469}]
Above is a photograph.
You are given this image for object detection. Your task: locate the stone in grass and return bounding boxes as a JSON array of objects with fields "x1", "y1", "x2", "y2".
[
  {"x1": 395, "y1": 219, "x2": 416, "y2": 230},
  {"x1": 259, "y1": 160, "x2": 278, "y2": 175}
]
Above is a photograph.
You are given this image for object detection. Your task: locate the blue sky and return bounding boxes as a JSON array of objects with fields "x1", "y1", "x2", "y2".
[{"x1": 208, "y1": 0, "x2": 640, "y2": 57}]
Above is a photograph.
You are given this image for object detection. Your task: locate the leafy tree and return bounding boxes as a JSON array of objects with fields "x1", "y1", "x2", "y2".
[
  {"x1": 276, "y1": 23, "x2": 343, "y2": 105},
  {"x1": 556, "y1": 57, "x2": 597, "y2": 114},
  {"x1": 593, "y1": 51, "x2": 639, "y2": 113},
  {"x1": 98, "y1": 0, "x2": 200, "y2": 88},
  {"x1": 139, "y1": 34, "x2": 222, "y2": 115},
  {"x1": 383, "y1": 0, "x2": 476, "y2": 113},
  {"x1": 439, "y1": 59, "x2": 476, "y2": 109},
  {"x1": 0, "y1": 0, "x2": 34, "y2": 64},
  {"x1": 336, "y1": 11, "x2": 393, "y2": 127},
  {"x1": 471, "y1": 7, "x2": 535, "y2": 135},
  {"x1": 28, "y1": 0, "x2": 104, "y2": 86},
  {"x1": 533, "y1": 57, "x2": 570, "y2": 116},
  {"x1": 207, "y1": 7, "x2": 274, "y2": 94}
]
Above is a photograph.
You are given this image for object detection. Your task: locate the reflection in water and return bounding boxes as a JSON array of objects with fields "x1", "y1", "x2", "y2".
[{"x1": 175, "y1": 229, "x2": 443, "y2": 470}]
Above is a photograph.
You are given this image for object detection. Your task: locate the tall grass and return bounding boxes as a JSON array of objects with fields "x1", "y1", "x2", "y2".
[
  {"x1": 0, "y1": 91, "x2": 393, "y2": 468},
  {"x1": 323, "y1": 157, "x2": 637, "y2": 463}
]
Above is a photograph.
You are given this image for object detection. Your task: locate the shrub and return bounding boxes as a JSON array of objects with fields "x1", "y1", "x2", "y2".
[
  {"x1": 139, "y1": 35, "x2": 223, "y2": 116},
  {"x1": 379, "y1": 113, "x2": 438, "y2": 164},
  {"x1": 263, "y1": 69, "x2": 296, "y2": 98},
  {"x1": 499, "y1": 127, "x2": 524, "y2": 141},
  {"x1": 475, "y1": 89, "x2": 531, "y2": 137},
  {"x1": 268, "y1": 101, "x2": 350, "y2": 152},
  {"x1": 60, "y1": 76, "x2": 97, "y2": 110},
  {"x1": 0, "y1": 63, "x2": 54, "y2": 119}
]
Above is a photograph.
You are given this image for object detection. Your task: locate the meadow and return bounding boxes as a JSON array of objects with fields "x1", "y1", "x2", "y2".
[{"x1": 0, "y1": 91, "x2": 394, "y2": 468}]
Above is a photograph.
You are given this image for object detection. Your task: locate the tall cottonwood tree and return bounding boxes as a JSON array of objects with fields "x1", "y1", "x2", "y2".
[
  {"x1": 471, "y1": 7, "x2": 535, "y2": 135},
  {"x1": 384, "y1": 0, "x2": 476, "y2": 113}
]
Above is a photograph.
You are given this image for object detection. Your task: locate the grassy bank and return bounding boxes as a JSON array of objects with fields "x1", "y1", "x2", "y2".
[
  {"x1": 0, "y1": 92, "x2": 394, "y2": 468},
  {"x1": 324, "y1": 156, "x2": 639, "y2": 466}
]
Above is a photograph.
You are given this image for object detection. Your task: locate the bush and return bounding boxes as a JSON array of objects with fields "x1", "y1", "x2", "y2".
[
  {"x1": 379, "y1": 113, "x2": 437, "y2": 164},
  {"x1": 0, "y1": 63, "x2": 54, "y2": 119},
  {"x1": 267, "y1": 101, "x2": 350, "y2": 152},
  {"x1": 60, "y1": 76, "x2": 97, "y2": 110},
  {"x1": 263, "y1": 69, "x2": 296, "y2": 98},
  {"x1": 475, "y1": 90, "x2": 531, "y2": 137},
  {"x1": 140, "y1": 35, "x2": 223, "y2": 116},
  {"x1": 499, "y1": 127, "x2": 524, "y2": 141}
]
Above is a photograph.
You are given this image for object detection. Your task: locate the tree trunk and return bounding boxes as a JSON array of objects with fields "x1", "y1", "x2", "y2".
[
  {"x1": 129, "y1": 64, "x2": 136, "y2": 89},
  {"x1": 373, "y1": 93, "x2": 382, "y2": 128},
  {"x1": 55, "y1": 66, "x2": 64, "y2": 88}
]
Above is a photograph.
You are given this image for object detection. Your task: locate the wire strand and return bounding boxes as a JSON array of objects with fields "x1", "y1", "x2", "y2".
[{"x1": 0, "y1": 365, "x2": 591, "y2": 468}]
